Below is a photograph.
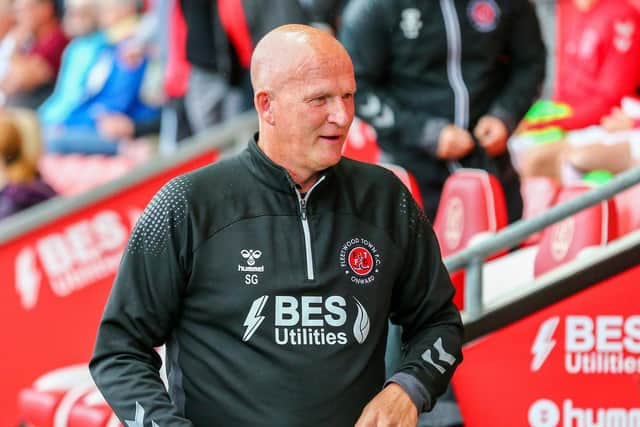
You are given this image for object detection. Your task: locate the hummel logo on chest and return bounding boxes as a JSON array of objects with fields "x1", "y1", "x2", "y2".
[{"x1": 238, "y1": 249, "x2": 265, "y2": 272}]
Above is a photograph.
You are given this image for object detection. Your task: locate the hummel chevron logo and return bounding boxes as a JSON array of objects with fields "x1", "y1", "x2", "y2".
[
  {"x1": 243, "y1": 296, "x2": 269, "y2": 342},
  {"x1": 421, "y1": 337, "x2": 456, "y2": 374},
  {"x1": 125, "y1": 402, "x2": 159, "y2": 427}
]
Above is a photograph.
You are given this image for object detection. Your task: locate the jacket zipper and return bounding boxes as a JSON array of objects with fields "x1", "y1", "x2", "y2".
[
  {"x1": 295, "y1": 176, "x2": 325, "y2": 281},
  {"x1": 440, "y1": 0, "x2": 468, "y2": 172}
]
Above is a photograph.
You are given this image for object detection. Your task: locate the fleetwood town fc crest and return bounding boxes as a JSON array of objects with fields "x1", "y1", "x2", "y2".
[
  {"x1": 339, "y1": 238, "x2": 381, "y2": 285},
  {"x1": 467, "y1": 0, "x2": 500, "y2": 32}
]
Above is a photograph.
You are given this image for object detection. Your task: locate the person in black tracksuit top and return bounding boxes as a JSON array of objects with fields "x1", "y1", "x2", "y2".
[
  {"x1": 90, "y1": 25, "x2": 463, "y2": 426},
  {"x1": 339, "y1": 0, "x2": 547, "y2": 223}
]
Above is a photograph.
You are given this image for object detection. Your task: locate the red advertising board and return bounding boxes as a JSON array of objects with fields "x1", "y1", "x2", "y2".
[
  {"x1": 0, "y1": 151, "x2": 218, "y2": 426},
  {"x1": 453, "y1": 264, "x2": 640, "y2": 427}
]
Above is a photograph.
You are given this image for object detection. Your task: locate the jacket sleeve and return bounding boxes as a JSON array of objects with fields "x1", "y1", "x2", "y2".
[
  {"x1": 387, "y1": 189, "x2": 463, "y2": 411},
  {"x1": 486, "y1": 0, "x2": 546, "y2": 133},
  {"x1": 338, "y1": 0, "x2": 450, "y2": 155},
  {"x1": 90, "y1": 176, "x2": 194, "y2": 427}
]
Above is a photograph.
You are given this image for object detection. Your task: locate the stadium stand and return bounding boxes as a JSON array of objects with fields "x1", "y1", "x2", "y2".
[
  {"x1": 520, "y1": 176, "x2": 561, "y2": 246},
  {"x1": 433, "y1": 169, "x2": 509, "y2": 309},
  {"x1": 533, "y1": 185, "x2": 618, "y2": 277}
]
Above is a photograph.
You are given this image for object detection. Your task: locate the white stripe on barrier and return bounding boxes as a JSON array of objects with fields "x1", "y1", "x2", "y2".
[{"x1": 34, "y1": 365, "x2": 91, "y2": 392}]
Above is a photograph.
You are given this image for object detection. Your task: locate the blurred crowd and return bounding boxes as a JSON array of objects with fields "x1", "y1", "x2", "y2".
[
  {"x1": 0, "y1": 0, "x2": 639, "y2": 228},
  {"x1": 0, "y1": 0, "x2": 347, "y2": 221}
]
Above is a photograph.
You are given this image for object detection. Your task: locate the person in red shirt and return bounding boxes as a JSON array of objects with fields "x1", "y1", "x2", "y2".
[
  {"x1": 1, "y1": 0, "x2": 68, "y2": 109},
  {"x1": 552, "y1": 0, "x2": 640, "y2": 130},
  {"x1": 516, "y1": 0, "x2": 640, "y2": 179}
]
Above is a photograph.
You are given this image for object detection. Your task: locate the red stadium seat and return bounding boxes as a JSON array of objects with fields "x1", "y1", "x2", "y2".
[
  {"x1": 342, "y1": 118, "x2": 380, "y2": 164},
  {"x1": 18, "y1": 388, "x2": 66, "y2": 427},
  {"x1": 534, "y1": 186, "x2": 618, "y2": 277},
  {"x1": 67, "y1": 390, "x2": 121, "y2": 427},
  {"x1": 614, "y1": 182, "x2": 640, "y2": 236},
  {"x1": 18, "y1": 365, "x2": 98, "y2": 427},
  {"x1": 521, "y1": 176, "x2": 561, "y2": 246},
  {"x1": 434, "y1": 169, "x2": 509, "y2": 257},
  {"x1": 433, "y1": 169, "x2": 509, "y2": 309}
]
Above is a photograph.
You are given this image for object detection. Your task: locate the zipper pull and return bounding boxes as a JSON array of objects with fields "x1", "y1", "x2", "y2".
[{"x1": 300, "y1": 198, "x2": 307, "y2": 220}]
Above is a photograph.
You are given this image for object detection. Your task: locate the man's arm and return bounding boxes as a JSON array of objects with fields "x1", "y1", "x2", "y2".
[
  {"x1": 90, "y1": 176, "x2": 194, "y2": 427},
  {"x1": 1, "y1": 54, "x2": 53, "y2": 94},
  {"x1": 485, "y1": 0, "x2": 546, "y2": 133},
  {"x1": 338, "y1": 0, "x2": 451, "y2": 157},
  {"x1": 388, "y1": 190, "x2": 463, "y2": 411},
  {"x1": 356, "y1": 187, "x2": 463, "y2": 426}
]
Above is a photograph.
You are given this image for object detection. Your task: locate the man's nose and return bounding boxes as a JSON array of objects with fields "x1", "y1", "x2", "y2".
[{"x1": 328, "y1": 98, "x2": 352, "y2": 127}]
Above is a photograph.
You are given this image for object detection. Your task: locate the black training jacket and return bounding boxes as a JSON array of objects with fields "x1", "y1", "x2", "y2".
[{"x1": 90, "y1": 137, "x2": 463, "y2": 426}]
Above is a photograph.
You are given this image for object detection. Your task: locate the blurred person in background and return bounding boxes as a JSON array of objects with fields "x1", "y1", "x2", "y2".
[
  {"x1": 0, "y1": 0, "x2": 16, "y2": 84},
  {"x1": 297, "y1": 0, "x2": 348, "y2": 33},
  {"x1": 41, "y1": 0, "x2": 159, "y2": 156},
  {"x1": 182, "y1": 0, "x2": 341, "y2": 134},
  {"x1": 339, "y1": 0, "x2": 545, "y2": 225},
  {"x1": 38, "y1": 0, "x2": 103, "y2": 128},
  {"x1": 0, "y1": 0, "x2": 13, "y2": 37},
  {"x1": 0, "y1": 111, "x2": 55, "y2": 220},
  {"x1": 182, "y1": 0, "x2": 301, "y2": 133},
  {"x1": 515, "y1": 0, "x2": 640, "y2": 180},
  {"x1": 1, "y1": 0, "x2": 68, "y2": 109},
  {"x1": 529, "y1": 0, "x2": 640, "y2": 132},
  {"x1": 523, "y1": 96, "x2": 640, "y2": 184}
]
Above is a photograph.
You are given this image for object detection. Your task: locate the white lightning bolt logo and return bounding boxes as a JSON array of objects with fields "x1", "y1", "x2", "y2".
[
  {"x1": 531, "y1": 317, "x2": 560, "y2": 372},
  {"x1": 243, "y1": 296, "x2": 269, "y2": 342}
]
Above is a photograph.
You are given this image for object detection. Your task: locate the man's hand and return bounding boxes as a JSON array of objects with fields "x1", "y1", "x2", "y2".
[
  {"x1": 474, "y1": 115, "x2": 508, "y2": 157},
  {"x1": 437, "y1": 124, "x2": 475, "y2": 159},
  {"x1": 355, "y1": 383, "x2": 419, "y2": 427}
]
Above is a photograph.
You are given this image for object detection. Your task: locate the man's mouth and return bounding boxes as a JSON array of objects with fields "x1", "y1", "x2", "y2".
[{"x1": 319, "y1": 135, "x2": 342, "y2": 141}]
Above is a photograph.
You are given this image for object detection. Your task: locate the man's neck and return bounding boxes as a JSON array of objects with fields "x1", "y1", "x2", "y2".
[
  {"x1": 257, "y1": 136, "x2": 320, "y2": 192},
  {"x1": 287, "y1": 170, "x2": 320, "y2": 193}
]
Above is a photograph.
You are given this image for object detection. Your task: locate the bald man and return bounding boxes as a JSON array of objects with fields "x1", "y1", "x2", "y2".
[{"x1": 91, "y1": 25, "x2": 463, "y2": 427}]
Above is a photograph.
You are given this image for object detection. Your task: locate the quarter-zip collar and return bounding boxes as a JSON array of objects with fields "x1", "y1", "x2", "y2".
[{"x1": 242, "y1": 133, "x2": 335, "y2": 195}]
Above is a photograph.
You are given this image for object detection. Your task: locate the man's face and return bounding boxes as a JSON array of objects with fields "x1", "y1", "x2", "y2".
[{"x1": 270, "y1": 52, "x2": 356, "y2": 176}]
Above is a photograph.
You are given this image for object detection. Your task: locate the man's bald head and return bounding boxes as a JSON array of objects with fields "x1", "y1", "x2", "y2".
[
  {"x1": 250, "y1": 24, "x2": 353, "y2": 95},
  {"x1": 250, "y1": 24, "x2": 356, "y2": 191}
]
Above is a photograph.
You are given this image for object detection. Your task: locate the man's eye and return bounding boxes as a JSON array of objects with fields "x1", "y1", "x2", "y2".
[
  {"x1": 343, "y1": 93, "x2": 354, "y2": 100},
  {"x1": 312, "y1": 97, "x2": 327, "y2": 105}
]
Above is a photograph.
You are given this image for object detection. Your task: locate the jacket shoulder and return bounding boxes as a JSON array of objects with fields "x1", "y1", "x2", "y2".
[{"x1": 337, "y1": 157, "x2": 411, "y2": 199}]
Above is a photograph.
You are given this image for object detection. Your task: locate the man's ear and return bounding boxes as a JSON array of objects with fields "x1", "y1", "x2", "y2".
[{"x1": 255, "y1": 91, "x2": 275, "y2": 125}]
